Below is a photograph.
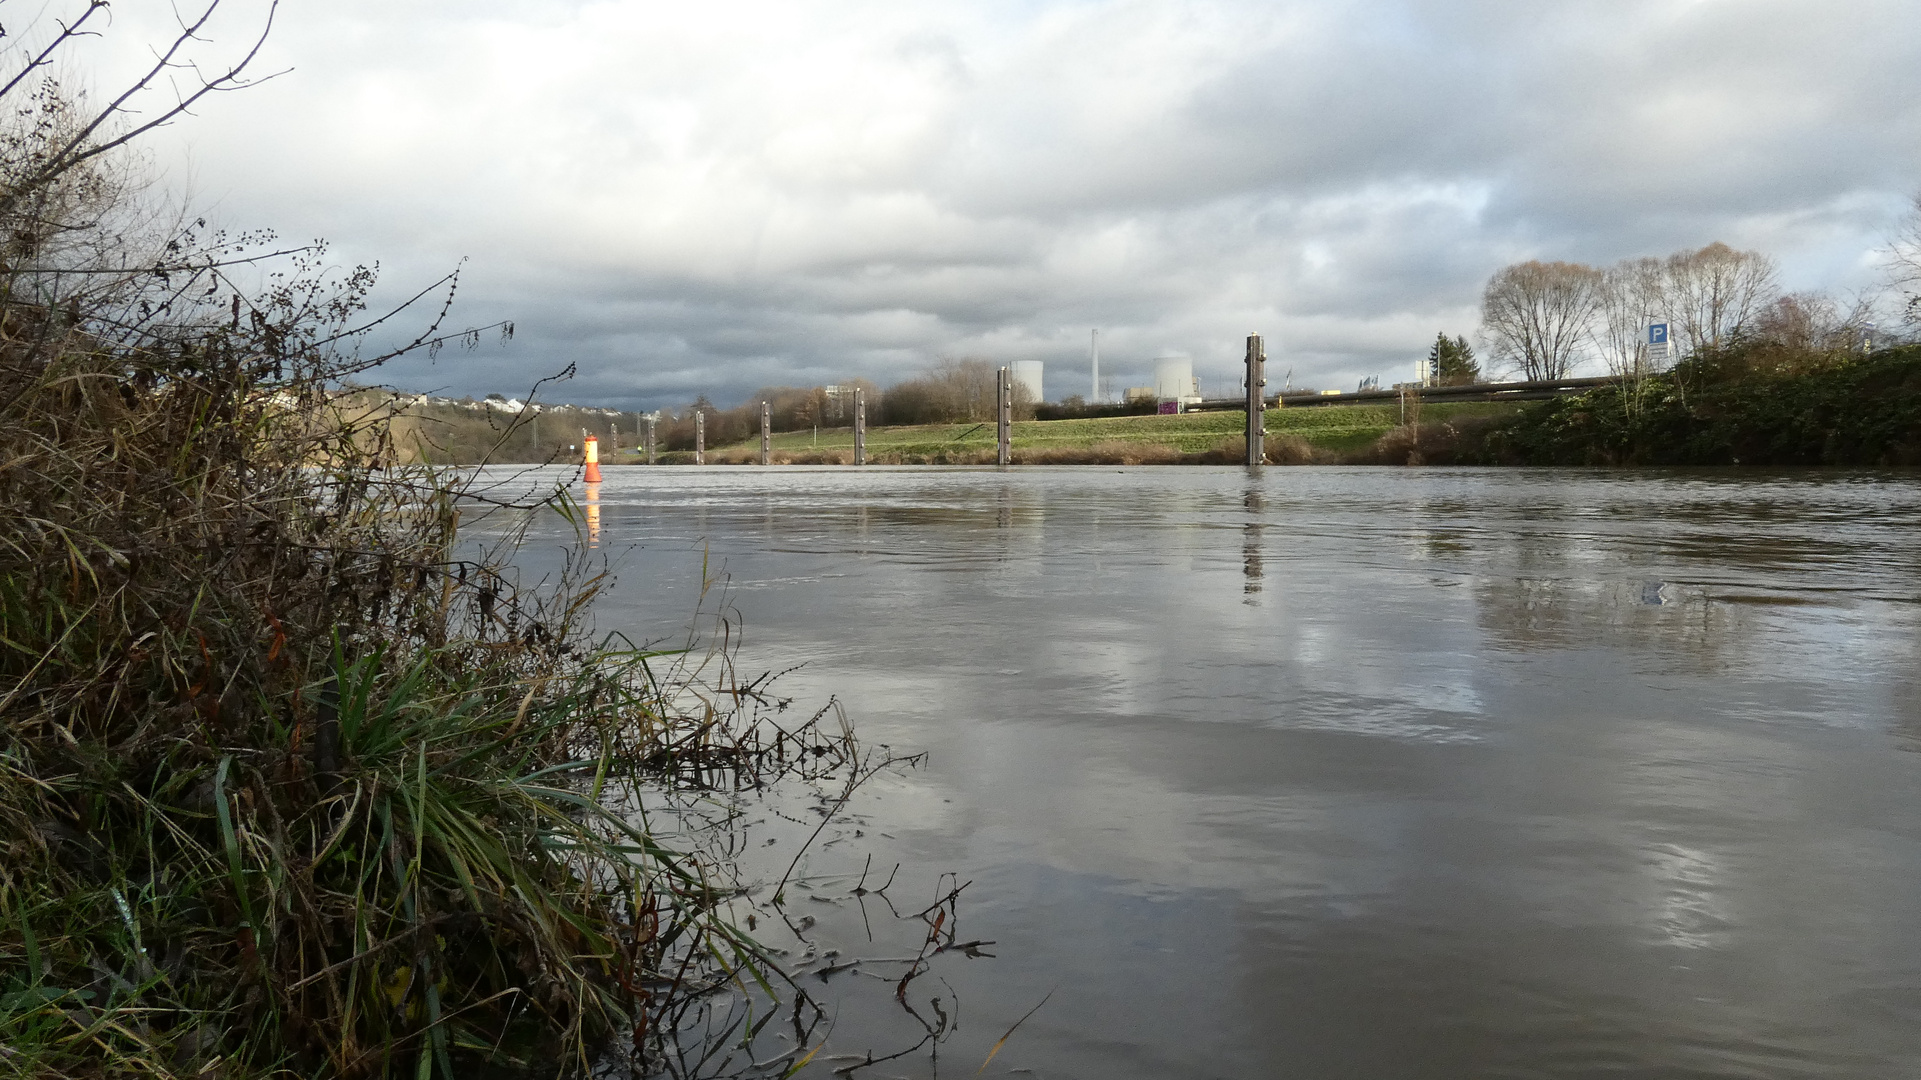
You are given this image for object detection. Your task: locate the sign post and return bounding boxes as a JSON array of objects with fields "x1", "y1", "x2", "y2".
[{"x1": 1645, "y1": 319, "x2": 1672, "y2": 371}]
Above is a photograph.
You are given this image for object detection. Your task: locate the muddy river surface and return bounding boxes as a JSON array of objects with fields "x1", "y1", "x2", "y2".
[{"x1": 494, "y1": 465, "x2": 1921, "y2": 1079}]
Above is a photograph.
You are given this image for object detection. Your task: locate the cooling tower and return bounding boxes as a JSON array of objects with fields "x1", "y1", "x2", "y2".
[
  {"x1": 1153, "y1": 356, "x2": 1198, "y2": 404},
  {"x1": 1011, "y1": 360, "x2": 1044, "y2": 403}
]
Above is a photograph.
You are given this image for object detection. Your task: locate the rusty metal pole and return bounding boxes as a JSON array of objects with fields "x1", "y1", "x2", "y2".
[
  {"x1": 760, "y1": 401, "x2": 771, "y2": 465},
  {"x1": 853, "y1": 388, "x2": 866, "y2": 465},
  {"x1": 1245, "y1": 333, "x2": 1266, "y2": 467},
  {"x1": 695, "y1": 411, "x2": 705, "y2": 465},
  {"x1": 645, "y1": 415, "x2": 656, "y2": 465}
]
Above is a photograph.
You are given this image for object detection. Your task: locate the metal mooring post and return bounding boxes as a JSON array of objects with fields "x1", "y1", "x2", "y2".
[
  {"x1": 644, "y1": 415, "x2": 656, "y2": 465},
  {"x1": 996, "y1": 367, "x2": 1012, "y2": 466},
  {"x1": 853, "y1": 387, "x2": 866, "y2": 465},
  {"x1": 1245, "y1": 333, "x2": 1267, "y2": 467},
  {"x1": 695, "y1": 411, "x2": 705, "y2": 465},
  {"x1": 760, "y1": 401, "x2": 771, "y2": 465}
]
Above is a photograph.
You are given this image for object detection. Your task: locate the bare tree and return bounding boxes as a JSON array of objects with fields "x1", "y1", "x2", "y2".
[
  {"x1": 879, "y1": 358, "x2": 1034, "y2": 424},
  {"x1": 1746, "y1": 289, "x2": 1880, "y2": 367},
  {"x1": 1893, "y1": 191, "x2": 1921, "y2": 326},
  {"x1": 1662, "y1": 241, "x2": 1778, "y2": 354},
  {"x1": 1480, "y1": 260, "x2": 1603, "y2": 380},
  {"x1": 1593, "y1": 256, "x2": 1666, "y2": 380}
]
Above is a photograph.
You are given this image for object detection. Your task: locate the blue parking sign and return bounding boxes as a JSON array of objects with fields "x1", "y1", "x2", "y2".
[{"x1": 1648, "y1": 322, "x2": 1669, "y2": 345}]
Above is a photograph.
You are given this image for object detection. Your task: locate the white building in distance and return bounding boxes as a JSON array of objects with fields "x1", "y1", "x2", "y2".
[
  {"x1": 1011, "y1": 360, "x2": 1044, "y2": 403},
  {"x1": 1153, "y1": 355, "x2": 1202, "y2": 407}
]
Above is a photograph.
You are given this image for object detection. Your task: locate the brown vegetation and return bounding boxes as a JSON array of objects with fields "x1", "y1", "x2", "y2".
[{"x1": 0, "y1": 9, "x2": 859, "y2": 1077}]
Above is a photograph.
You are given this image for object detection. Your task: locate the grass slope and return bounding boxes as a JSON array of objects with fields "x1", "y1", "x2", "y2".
[{"x1": 652, "y1": 401, "x2": 1516, "y2": 463}]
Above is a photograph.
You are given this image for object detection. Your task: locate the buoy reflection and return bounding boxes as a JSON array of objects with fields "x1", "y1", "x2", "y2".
[{"x1": 584, "y1": 483, "x2": 601, "y2": 548}]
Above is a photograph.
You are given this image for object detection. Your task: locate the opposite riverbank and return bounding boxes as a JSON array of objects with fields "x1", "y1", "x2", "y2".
[
  {"x1": 650, "y1": 344, "x2": 1920, "y2": 468},
  {"x1": 660, "y1": 400, "x2": 1516, "y2": 465},
  {"x1": 1434, "y1": 344, "x2": 1921, "y2": 467}
]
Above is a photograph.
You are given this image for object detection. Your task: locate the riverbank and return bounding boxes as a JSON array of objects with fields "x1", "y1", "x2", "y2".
[
  {"x1": 1430, "y1": 343, "x2": 1921, "y2": 467},
  {"x1": 651, "y1": 345, "x2": 1921, "y2": 468},
  {"x1": 1, "y1": 248, "x2": 850, "y2": 1080},
  {"x1": 658, "y1": 400, "x2": 1518, "y2": 465}
]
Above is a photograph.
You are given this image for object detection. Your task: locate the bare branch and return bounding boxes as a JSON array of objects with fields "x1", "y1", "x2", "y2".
[
  {"x1": 0, "y1": 1, "x2": 110, "y2": 102},
  {"x1": 4, "y1": 1, "x2": 286, "y2": 213}
]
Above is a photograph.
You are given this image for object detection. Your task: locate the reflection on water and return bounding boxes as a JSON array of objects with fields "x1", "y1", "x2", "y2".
[
  {"x1": 479, "y1": 465, "x2": 1921, "y2": 1079},
  {"x1": 1243, "y1": 487, "x2": 1263, "y2": 601}
]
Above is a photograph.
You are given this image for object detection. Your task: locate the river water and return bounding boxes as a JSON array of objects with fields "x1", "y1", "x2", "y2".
[{"x1": 491, "y1": 465, "x2": 1921, "y2": 1080}]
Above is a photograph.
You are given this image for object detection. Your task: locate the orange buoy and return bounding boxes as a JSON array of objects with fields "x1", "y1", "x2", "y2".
[{"x1": 582, "y1": 435, "x2": 603, "y2": 483}]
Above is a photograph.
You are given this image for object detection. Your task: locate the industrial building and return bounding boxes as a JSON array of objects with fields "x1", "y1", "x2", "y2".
[
  {"x1": 1153, "y1": 355, "x2": 1203, "y2": 411},
  {"x1": 1011, "y1": 360, "x2": 1044, "y2": 404}
]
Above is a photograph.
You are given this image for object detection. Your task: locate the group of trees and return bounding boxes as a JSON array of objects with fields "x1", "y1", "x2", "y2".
[
  {"x1": 654, "y1": 358, "x2": 1037, "y2": 450},
  {"x1": 876, "y1": 358, "x2": 1036, "y2": 425},
  {"x1": 1477, "y1": 241, "x2": 1878, "y2": 382},
  {"x1": 1426, "y1": 333, "x2": 1481, "y2": 385},
  {"x1": 1483, "y1": 242, "x2": 1813, "y2": 380},
  {"x1": 655, "y1": 380, "x2": 874, "y2": 450},
  {"x1": 402, "y1": 356, "x2": 1049, "y2": 459}
]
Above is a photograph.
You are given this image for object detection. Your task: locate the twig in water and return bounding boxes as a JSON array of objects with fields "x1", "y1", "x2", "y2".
[{"x1": 978, "y1": 990, "x2": 1054, "y2": 1074}]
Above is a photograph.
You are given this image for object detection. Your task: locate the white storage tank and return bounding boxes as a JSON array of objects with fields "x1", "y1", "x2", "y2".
[
  {"x1": 1011, "y1": 360, "x2": 1044, "y2": 404},
  {"x1": 1153, "y1": 355, "x2": 1200, "y2": 406}
]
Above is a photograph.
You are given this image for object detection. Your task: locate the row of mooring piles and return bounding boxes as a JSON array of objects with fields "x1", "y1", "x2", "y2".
[{"x1": 587, "y1": 332, "x2": 1270, "y2": 479}]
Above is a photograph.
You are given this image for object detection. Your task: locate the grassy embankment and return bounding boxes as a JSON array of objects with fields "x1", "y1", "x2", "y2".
[
  {"x1": 666, "y1": 344, "x2": 1921, "y2": 468},
  {"x1": 663, "y1": 400, "x2": 1518, "y2": 464}
]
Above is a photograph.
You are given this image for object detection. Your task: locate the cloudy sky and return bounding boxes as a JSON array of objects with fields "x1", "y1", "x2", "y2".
[{"x1": 75, "y1": 0, "x2": 1921, "y2": 407}]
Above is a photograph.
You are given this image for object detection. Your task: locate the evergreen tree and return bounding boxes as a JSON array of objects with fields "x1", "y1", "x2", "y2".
[{"x1": 1428, "y1": 332, "x2": 1481, "y2": 385}]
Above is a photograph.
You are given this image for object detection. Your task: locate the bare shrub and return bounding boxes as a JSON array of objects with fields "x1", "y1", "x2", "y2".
[{"x1": 1890, "y1": 192, "x2": 1921, "y2": 327}]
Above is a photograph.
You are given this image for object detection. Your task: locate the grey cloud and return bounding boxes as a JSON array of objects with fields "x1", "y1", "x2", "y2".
[{"x1": 109, "y1": 0, "x2": 1921, "y2": 408}]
